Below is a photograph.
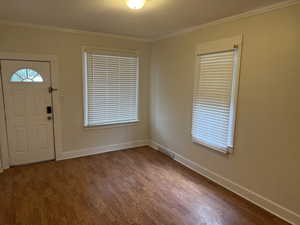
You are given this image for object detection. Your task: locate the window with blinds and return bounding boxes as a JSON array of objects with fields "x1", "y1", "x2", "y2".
[
  {"x1": 192, "y1": 48, "x2": 240, "y2": 153},
  {"x1": 83, "y1": 52, "x2": 139, "y2": 126}
]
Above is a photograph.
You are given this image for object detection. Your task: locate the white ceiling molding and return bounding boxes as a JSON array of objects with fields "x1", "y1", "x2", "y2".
[
  {"x1": 0, "y1": 20, "x2": 152, "y2": 43},
  {"x1": 153, "y1": 0, "x2": 300, "y2": 41},
  {"x1": 0, "y1": 0, "x2": 299, "y2": 43}
]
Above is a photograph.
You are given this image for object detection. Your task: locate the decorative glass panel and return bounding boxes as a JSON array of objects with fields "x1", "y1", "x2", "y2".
[{"x1": 10, "y1": 68, "x2": 44, "y2": 83}]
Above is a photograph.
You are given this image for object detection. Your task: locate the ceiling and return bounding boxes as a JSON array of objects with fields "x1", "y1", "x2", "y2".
[{"x1": 0, "y1": 0, "x2": 289, "y2": 40}]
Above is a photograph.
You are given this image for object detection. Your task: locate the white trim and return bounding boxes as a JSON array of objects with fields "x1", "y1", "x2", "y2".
[
  {"x1": 0, "y1": 159, "x2": 3, "y2": 173},
  {"x1": 0, "y1": 66, "x2": 10, "y2": 170},
  {"x1": 196, "y1": 35, "x2": 242, "y2": 55},
  {"x1": 192, "y1": 138, "x2": 229, "y2": 154},
  {"x1": 149, "y1": 140, "x2": 300, "y2": 225},
  {"x1": 82, "y1": 51, "x2": 88, "y2": 127},
  {"x1": 0, "y1": 52, "x2": 64, "y2": 169},
  {"x1": 0, "y1": 20, "x2": 151, "y2": 42},
  {"x1": 154, "y1": 0, "x2": 300, "y2": 41},
  {"x1": 136, "y1": 56, "x2": 141, "y2": 124},
  {"x1": 82, "y1": 46, "x2": 139, "y2": 57},
  {"x1": 58, "y1": 139, "x2": 149, "y2": 160},
  {"x1": 230, "y1": 37, "x2": 243, "y2": 152}
]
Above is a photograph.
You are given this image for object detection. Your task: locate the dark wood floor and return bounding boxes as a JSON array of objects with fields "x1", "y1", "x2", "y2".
[{"x1": 0, "y1": 147, "x2": 290, "y2": 225}]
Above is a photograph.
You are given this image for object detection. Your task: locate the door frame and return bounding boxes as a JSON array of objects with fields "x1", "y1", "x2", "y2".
[{"x1": 0, "y1": 52, "x2": 63, "y2": 170}]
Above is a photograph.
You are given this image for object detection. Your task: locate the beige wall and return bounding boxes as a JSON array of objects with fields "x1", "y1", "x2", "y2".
[
  {"x1": 150, "y1": 4, "x2": 300, "y2": 216},
  {"x1": 0, "y1": 2, "x2": 299, "y2": 222},
  {"x1": 0, "y1": 24, "x2": 151, "y2": 153}
]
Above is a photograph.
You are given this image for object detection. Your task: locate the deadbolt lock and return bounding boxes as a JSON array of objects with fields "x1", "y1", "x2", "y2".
[{"x1": 46, "y1": 106, "x2": 52, "y2": 114}]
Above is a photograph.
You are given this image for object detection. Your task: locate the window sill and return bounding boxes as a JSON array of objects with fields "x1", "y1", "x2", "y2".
[
  {"x1": 83, "y1": 120, "x2": 140, "y2": 130},
  {"x1": 192, "y1": 138, "x2": 232, "y2": 154}
]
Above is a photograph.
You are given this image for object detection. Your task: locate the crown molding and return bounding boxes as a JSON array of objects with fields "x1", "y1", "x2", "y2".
[
  {"x1": 0, "y1": 0, "x2": 299, "y2": 43},
  {"x1": 153, "y1": 0, "x2": 300, "y2": 41},
  {"x1": 0, "y1": 20, "x2": 152, "y2": 43}
]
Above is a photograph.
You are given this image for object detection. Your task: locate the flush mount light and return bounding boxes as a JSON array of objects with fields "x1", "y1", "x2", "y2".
[{"x1": 126, "y1": 0, "x2": 146, "y2": 10}]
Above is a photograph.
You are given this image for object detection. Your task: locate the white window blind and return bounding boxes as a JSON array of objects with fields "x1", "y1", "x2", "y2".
[
  {"x1": 192, "y1": 49, "x2": 239, "y2": 153},
  {"x1": 84, "y1": 52, "x2": 139, "y2": 126}
]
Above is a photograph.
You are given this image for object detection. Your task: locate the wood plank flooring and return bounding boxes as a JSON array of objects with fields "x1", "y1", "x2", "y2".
[{"x1": 0, "y1": 147, "x2": 290, "y2": 225}]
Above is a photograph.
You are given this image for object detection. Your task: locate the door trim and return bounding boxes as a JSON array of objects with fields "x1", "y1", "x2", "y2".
[{"x1": 0, "y1": 52, "x2": 63, "y2": 170}]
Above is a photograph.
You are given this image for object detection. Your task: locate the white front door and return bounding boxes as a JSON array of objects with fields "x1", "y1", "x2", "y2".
[{"x1": 1, "y1": 60, "x2": 55, "y2": 165}]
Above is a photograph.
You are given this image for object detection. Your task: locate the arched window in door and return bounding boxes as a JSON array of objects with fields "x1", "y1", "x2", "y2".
[{"x1": 10, "y1": 68, "x2": 44, "y2": 82}]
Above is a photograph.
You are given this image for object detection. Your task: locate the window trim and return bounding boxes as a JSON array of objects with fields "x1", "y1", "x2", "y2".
[
  {"x1": 81, "y1": 46, "x2": 140, "y2": 128},
  {"x1": 192, "y1": 35, "x2": 243, "y2": 154}
]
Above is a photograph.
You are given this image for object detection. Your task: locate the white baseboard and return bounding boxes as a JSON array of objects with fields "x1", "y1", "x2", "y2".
[
  {"x1": 0, "y1": 161, "x2": 4, "y2": 173},
  {"x1": 58, "y1": 139, "x2": 149, "y2": 161},
  {"x1": 0, "y1": 159, "x2": 12, "y2": 172},
  {"x1": 149, "y1": 140, "x2": 300, "y2": 225}
]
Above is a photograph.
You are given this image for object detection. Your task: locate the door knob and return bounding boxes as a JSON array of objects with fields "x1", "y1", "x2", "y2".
[
  {"x1": 48, "y1": 87, "x2": 58, "y2": 93},
  {"x1": 47, "y1": 116, "x2": 52, "y2": 120}
]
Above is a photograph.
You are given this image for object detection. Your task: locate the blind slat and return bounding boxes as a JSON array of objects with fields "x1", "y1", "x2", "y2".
[
  {"x1": 85, "y1": 53, "x2": 138, "y2": 126},
  {"x1": 192, "y1": 50, "x2": 237, "y2": 152}
]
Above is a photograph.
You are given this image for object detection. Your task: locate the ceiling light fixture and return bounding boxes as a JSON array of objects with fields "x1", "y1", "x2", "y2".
[{"x1": 126, "y1": 0, "x2": 146, "y2": 10}]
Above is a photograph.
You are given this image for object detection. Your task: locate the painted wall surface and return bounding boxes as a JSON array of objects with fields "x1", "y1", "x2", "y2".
[
  {"x1": 0, "y1": 24, "x2": 151, "y2": 153},
  {"x1": 150, "y1": 4, "x2": 300, "y2": 215},
  {"x1": 0, "y1": 2, "x2": 299, "y2": 222}
]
